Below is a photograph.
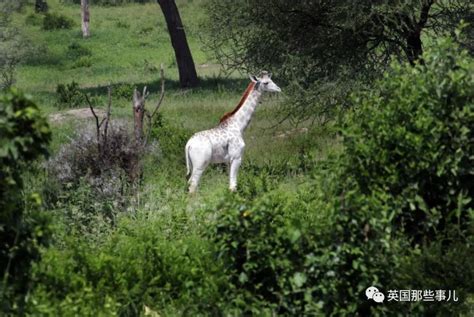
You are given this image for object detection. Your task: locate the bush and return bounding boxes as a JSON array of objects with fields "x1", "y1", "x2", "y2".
[
  {"x1": 150, "y1": 113, "x2": 190, "y2": 163},
  {"x1": 42, "y1": 13, "x2": 73, "y2": 30},
  {"x1": 66, "y1": 42, "x2": 92, "y2": 60},
  {"x1": 113, "y1": 82, "x2": 135, "y2": 100},
  {"x1": 71, "y1": 56, "x2": 93, "y2": 68},
  {"x1": 28, "y1": 218, "x2": 225, "y2": 316},
  {"x1": 343, "y1": 35, "x2": 473, "y2": 242},
  {"x1": 24, "y1": 13, "x2": 43, "y2": 26},
  {"x1": 54, "y1": 81, "x2": 84, "y2": 109},
  {"x1": 210, "y1": 35, "x2": 474, "y2": 316},
  {"x1": 0, "y1": 89, "x2": 51, "y2": 313},
  {"x1": 47, "y1": 121, "x2": 145, "y2": 230}
]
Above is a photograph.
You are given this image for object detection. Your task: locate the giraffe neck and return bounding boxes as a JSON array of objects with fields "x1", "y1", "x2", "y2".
[{"x1": 229, "y1": 88, "x2": 262, "y2": 133}]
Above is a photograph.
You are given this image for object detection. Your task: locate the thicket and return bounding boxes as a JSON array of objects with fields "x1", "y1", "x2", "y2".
[
  {"x1": 0, "y1": 89, "x2": 51, "y2": 314},
  {"x1": 22, "y1": 36, "x2": 473, "y2": 315},
  {"x1": 42, "y1": 12, "x2": 74, "y2": 30},
  {"x1": 212, "y1": 35, "x2": 473, "y2": 316},
  {"x1": 54, "y1": 81, "x2": 84, "y2": 109}
]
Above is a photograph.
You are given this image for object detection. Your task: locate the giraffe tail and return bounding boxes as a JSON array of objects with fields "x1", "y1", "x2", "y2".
[{"x1": 185, "y1": 142, "x2": 192, "y2": 177}]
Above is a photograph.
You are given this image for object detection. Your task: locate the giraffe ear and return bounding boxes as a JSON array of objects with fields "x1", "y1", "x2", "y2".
[
  {"x1": 249, "y1": 75, "x2": 258, "y2": 83},
  {"x1": 267, "y1": 72, "x2": 272, "y2": 78}
]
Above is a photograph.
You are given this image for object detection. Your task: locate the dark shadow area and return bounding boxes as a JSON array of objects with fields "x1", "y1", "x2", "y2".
[{"x1": 79, "y1": 76, "x2": 250, "y2": 97}]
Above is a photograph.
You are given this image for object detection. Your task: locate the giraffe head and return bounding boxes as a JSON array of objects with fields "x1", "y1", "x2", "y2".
[{"x1": 250, "y1": 71, "x2": 281, "y2": 93}]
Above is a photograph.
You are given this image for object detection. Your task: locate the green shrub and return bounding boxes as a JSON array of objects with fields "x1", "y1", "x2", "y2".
[
  {"x1": 0, "y1": 89, "x2": 51, "y2": 313},
  {"x1": 113, "y1": 82, "x2": 135, "y2": 100},
  {"x1": 28, "y1": 218, "x2": 226, "y2": 316},
  {"x1": 54, "y1": 81, "x2": 84, "y2": 109},
  {"x1": 24, "y1": 13, "x2": 43, "y2": 26},
  {"x1": 71, "y1": 56, "x2": 93, "y2": 68},
  {"x1": 115, "y1": 20, "x2": 130, "y2": 29},
  {"x1": 150, "y1": 113, "x2": 190, "y2": 163},
  {"x1": 211, "y1": 177, "x2": 407, "y2": 315},
  {"x1": 66, "y1": 42, "x2": 92, "y2": 60},
  {"x1": 343, "y1": 35, "x2": 473, "y2": 242},
  {"x1": 42, "y1": 13, "x2": 73, "y2": 30},
  {"x1": 210, "y1": 34, "x2": 474, "y2": 316}
]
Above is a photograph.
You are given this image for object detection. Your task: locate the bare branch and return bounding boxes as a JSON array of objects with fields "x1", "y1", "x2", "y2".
[
  {"x1": 144, "y1": 64, "x2": 166, "y2": 146},
  {"x1": 84, "y1": 93, "x2": 101, "y2": 153},
  {"x1": 150, "y1": 64, "x2": 166, "y2": 119},
  {"x1": 103, "y1": 84, "x2": 112, "y2": 151}
]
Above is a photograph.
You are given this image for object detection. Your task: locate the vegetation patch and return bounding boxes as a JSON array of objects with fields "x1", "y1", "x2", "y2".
[{"x1": 42, "y1": 12, "x2": 74, "y2": 30}]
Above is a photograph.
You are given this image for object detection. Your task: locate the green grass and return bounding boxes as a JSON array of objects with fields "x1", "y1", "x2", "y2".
[
  {"x1": 9, "y1": 2, "x2": 473, "y2": 315},
  {"x1": 15, "y1": 0, "x2": 338, "y2": 271},
  {"x1": 12, "y1": 0, "x2": 338, "y2": 199},
  {"x1": 10, "y1": 1, "x2": 340, "y2": 254}
]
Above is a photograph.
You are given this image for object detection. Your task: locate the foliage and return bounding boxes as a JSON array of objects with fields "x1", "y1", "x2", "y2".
[
  {"x1": 71, "y1": 56, "x2": 93, "y2": 69},
  {"x1": 0, "y1": 89, "x2": 51, "y2": 313},
  {"x1": 0, "y1": 2, "x2": 30, "y2": 90},
  {"x1": 42, "y1": 12, "x2": 74, "y2": 30},
  {"x1": 210, "y1": 36, "x2": 474, "y2": 315},
  {"x1": 343, "y1": 35, "x2": 474, "y2": 242},
  {"x1": 113, "y1": 82, "x2": 135, "y2": 100},
  {"x1": 24, "y1": 13, "x2": 43, "y2": 27},
  {"x1": 66, "y1": 42, "x2": 92, "y2": 60},
  {"x1": 203, "y1": 0, "x2": 473, "y2": 122},
  {"x1": 7, "y1": 1, "x2": 473, "y2": 315},
  {"x1": 47, "y1": 121, "x2": 144, "y2": 221},
  {"x1": 54, "y1": 81, "x2": 84, "y2": 109},
  {"x1": 28, "y1": 218, "x2": 226, "y2": 316},
  {"x1": 150, "y1": 113, "x2": 190, "y2": 164}
]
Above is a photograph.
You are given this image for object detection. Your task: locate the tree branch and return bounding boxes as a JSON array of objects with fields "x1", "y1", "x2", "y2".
[
  {"x1": 103, "y1": 84, "x2": 112, "y2": 152},
  {"x1": 84, "y1": 93, "x2": 101, "y2": 153},
  {"x1": 144, "y1": 64, "x2": 165, "y2": 146}
]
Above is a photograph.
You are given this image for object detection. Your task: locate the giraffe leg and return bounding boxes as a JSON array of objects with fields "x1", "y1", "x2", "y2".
[
  {"x1": 189, "y1": 167, "x2": 206, "y2": 193},
  {"x1": 186, "y1": 138, "x2": 212, "y2": 194},
  {"x1": 229, "y1": 157, "x2": 242, "y2": 192}
]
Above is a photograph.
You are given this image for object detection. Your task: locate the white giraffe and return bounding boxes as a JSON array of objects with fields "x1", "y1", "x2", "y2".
[{"x1": 185, "y1": 71, "x2": 281, "y2": 193}]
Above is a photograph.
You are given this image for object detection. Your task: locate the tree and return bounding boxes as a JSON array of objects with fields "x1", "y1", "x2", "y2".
[
  {"x1": 0, "y1": 89, "x2": 51, "y2": 313},
  {"x1": 156, "y1": 0, "x2": 198, "y2": 88},
  {"x1": 203, "y1": 0, "x2": 472, "y2": 121},
  {"x1": 81, "y1": 0, "x2": 90, "y2": 38}
]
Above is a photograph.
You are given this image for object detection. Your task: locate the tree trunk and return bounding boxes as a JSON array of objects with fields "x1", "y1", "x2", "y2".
[
  {"x1": 35, "y1": 0, "x2": 48, "y2": 13},
  {"x1": 405, "y1": 30, "x2": 423, "y2": 65},
  {"x1": 133, "y1": 89, "x2": 146, "y2": 142},
  {"x1": 81, "y1": 0, "x2": 90, "y2": 38},
  {"x1": 157, "y1": 0, "x2": 198, "y2": 88}
]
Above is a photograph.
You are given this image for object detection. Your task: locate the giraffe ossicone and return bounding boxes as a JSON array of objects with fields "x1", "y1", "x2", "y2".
[{"x1": 185, "y1": 71, "x2": 281, "y2": 193}]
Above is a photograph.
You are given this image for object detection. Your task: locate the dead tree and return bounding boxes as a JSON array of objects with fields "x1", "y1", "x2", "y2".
[
  {"x1": 84, "y1": 85, "x2": 112, "y2": 155},
  {"x1": 156, "y1": 0, "x2": 198, "y2": 88},
  {"x1": 132, "y1": 86, "x2": 149, "y2": 142},
  {"x1": 81, "y1": 0, "x2": 90, "y2": 38},
  {"x1": 132, "y1": 64, "x2": 166, "y2": 144}
]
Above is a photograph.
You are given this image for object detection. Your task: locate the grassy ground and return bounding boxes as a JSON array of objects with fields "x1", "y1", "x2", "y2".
[{"x1": 13, "y1": 0, "x2": 338, "y2": 214}]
